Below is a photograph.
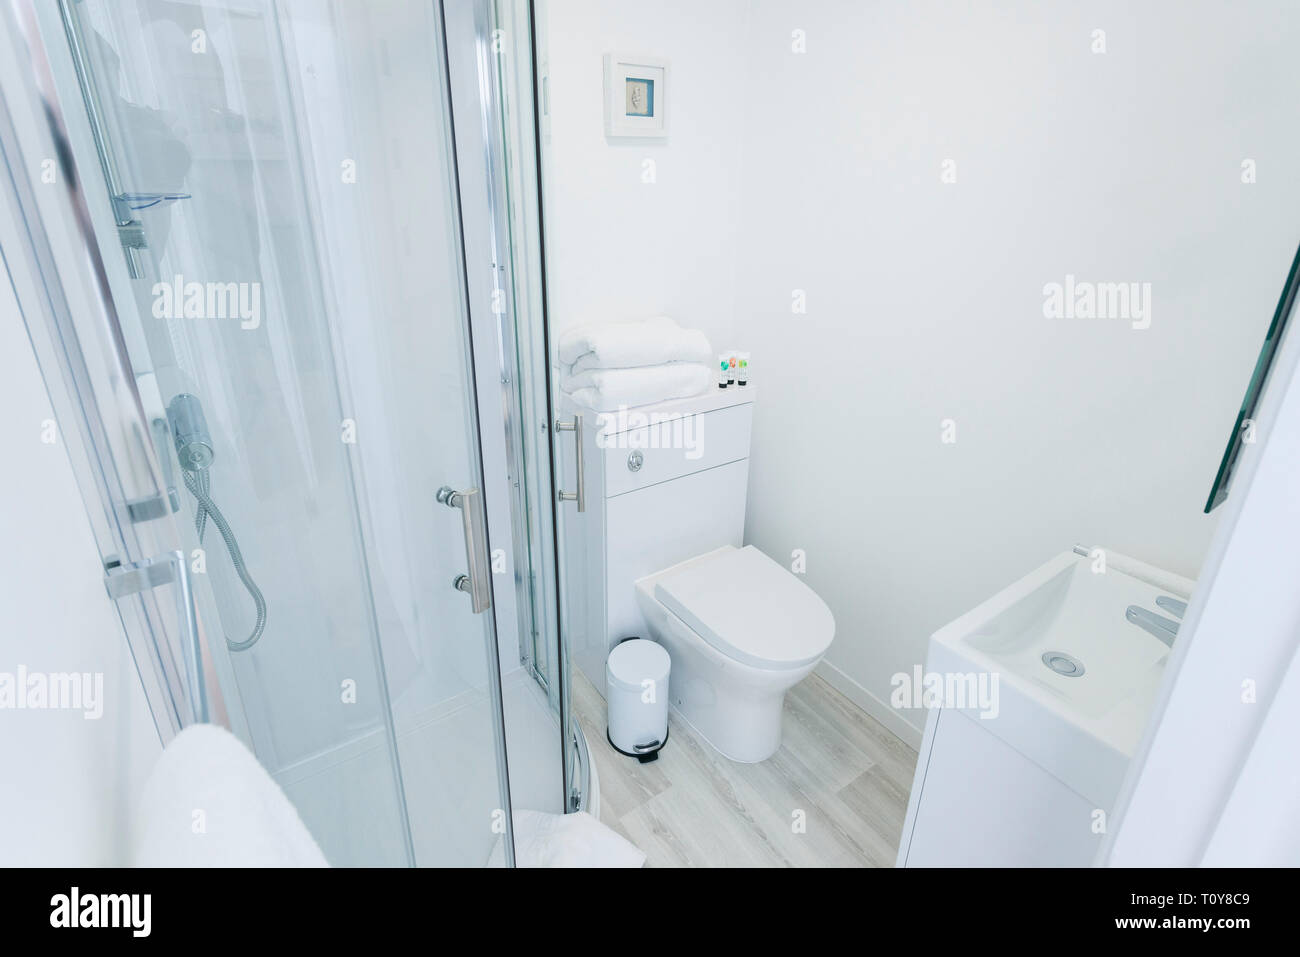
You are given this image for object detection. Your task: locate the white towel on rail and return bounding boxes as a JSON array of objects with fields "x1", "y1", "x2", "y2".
[
  {"x1": 557, "y1": 316, "x2": 711, "y2": 370},
  {"x1": 562, "y1": 362, "x2": 711, "y2": 411},
  {"x1": 131, "y1": 724, "x2": 329, "y2": 867}
]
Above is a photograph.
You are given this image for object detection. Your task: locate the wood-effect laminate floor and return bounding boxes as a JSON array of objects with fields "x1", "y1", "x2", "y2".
[{"x1": 573, "y1": 670, "x2": 918, "y2": 867}]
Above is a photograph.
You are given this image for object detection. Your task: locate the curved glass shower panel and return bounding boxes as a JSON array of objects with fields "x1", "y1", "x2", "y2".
[
  {"x1": 40, "y1": 0, "x2": 514, "y2": 865},
  {"x1": 278, "y1": 0, "x2": 521, "y2": 864}
]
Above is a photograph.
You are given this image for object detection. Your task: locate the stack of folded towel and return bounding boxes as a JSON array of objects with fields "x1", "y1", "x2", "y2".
[{"x1": 557, "y1": 316, "x2": 712, "y2": 411}]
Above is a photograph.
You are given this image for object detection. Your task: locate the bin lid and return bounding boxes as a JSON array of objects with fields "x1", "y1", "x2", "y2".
[{"x1": 607, "y1": 638, "x2": 671, "y2": 691}]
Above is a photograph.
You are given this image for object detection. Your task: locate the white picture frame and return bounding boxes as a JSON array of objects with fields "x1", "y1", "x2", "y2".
[{"x1": 603, "y1": 53, "x2": 669, "y2": 138}]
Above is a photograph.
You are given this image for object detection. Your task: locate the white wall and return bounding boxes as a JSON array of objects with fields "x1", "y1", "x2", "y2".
[
  {"x1": 542, "y1": 0, "x2": 749, "y2": 348},
  {"x1": 0, "y1": 273, "x2": 161, "y2": 866},
  {"x1": 544, "y1": 0, "x2": 1300, "y2": 739},
  {"x1": 734, "y1": 0, "x2": 1300, "y2": 736}
]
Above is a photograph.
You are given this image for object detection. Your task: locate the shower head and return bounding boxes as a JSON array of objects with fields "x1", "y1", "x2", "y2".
[{"x1": 167, "y1": 393, "x2": 214, "y2": 472}]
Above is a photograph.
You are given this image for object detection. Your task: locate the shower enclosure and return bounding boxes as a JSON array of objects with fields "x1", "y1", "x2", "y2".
[{"x1": 0, "y1": 0, "x2": 581, "y2": 866}]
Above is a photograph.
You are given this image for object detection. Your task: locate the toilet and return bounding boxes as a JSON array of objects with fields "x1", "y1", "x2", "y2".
[
  {"x1": 560, "y1": 387, "x2": 834, "y2": 764},
  {"x1": 636, "y1": 545, "x2": 835, "y2": 763}
]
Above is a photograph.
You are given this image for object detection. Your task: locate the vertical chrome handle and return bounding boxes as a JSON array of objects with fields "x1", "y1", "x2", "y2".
[
  {"x1": 437, "y1": 486, "x2": 492, "y2": 613},
  {"x1": 556, "y1": 414, "x2": 585, "y2": 513},
  {"x1": 104, "y1": 549, "x2": 208, "y2": 724}
]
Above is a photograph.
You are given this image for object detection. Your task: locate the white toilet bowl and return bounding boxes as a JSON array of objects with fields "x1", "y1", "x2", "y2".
[{"x1": 634, "y1": 545, "x2": 835, "y2": 763}]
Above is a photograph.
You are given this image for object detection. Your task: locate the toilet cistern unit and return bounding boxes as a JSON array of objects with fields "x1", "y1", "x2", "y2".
[{"x1": 557, "y1": 387, "x2": 835, "y2": 763}]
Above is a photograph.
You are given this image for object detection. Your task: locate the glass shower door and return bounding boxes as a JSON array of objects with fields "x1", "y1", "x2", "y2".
[{"x1": 8, "y1": 0, "x2": 518, "y2": 865}]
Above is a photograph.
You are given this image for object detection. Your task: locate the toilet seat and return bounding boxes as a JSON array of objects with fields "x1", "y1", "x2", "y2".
[{"x1": 653, "y1": 545, "x2": 835, "y2": 670}]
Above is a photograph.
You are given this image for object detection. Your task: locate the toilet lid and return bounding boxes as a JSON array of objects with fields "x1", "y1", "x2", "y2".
[{"x1": 653, "y1": 546, "x2": 835, "y2": 670}]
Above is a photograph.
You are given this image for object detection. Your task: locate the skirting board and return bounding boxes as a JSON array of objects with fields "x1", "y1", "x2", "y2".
[{"x1": 814, "y1": 659, "x2": 924, "y2": 751}]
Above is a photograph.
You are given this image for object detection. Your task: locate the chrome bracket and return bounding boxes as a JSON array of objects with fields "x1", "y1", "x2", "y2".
[
  {"x1": 104, "y1": 550, "x2": 208, "y2": 723},
  {"x1": 124, "y1": 417, "x2": 180, "y2": 522},
  {"x1": 124, "y1": 488, "x2": 180, "y2": 523},
  {"x1": 116, "y1": 219, "x2": 147, "y2": 250},
  {"x1": 104, "y1": 551, "x2": 178, "y2": 598}
]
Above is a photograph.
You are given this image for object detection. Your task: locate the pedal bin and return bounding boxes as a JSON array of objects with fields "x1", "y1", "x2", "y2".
[{"x1": 605, "y1": 638, "x2": 670, "y2": 762}]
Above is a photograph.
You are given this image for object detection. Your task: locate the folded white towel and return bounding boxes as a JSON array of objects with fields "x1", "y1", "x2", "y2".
[
  {"x1": 487, "y1": 810, "x2": 646, "y2": 868},
  {"x1": 568, "y1": 353, "x2": 637, "y2": 376},
  {"x1": 131, "y1": 724, "x2": 329, "y2": 867},
  {"x1": 557, "y1": 316, "x2": 711, "y2": 370},
  {"x1": 562, "y1": 362, "x2": 711, "y2": 411}
]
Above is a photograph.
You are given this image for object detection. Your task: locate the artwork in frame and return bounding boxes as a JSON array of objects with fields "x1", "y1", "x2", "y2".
[{"x1": 603, "y1": 54, "x2": 668, "y2": 138}]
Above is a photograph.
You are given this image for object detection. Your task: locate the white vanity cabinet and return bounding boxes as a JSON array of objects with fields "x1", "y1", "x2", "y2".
[
  {"x1": 898, "y1": 706, "x2": 1107, "y2": 867},
  {"x1": 895, "y1": 550, "x2": 1177, "y2": 867}
]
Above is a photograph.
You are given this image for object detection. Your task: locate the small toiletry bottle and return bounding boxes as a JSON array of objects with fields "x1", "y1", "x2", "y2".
[
  {"x1": 717, "y1": 355, "x2": 730, "y2": 389},
  {"x1": 726, "y1": 350, "x2": 737, "y2": 385},
  {"x1": 737, "y1": 351, "x2": 749, "y2": 386}
]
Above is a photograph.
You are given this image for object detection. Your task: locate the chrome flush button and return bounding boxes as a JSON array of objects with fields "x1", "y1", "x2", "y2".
[{"x1": 627, "y1": 450, "x2": 643, "y2": 472}]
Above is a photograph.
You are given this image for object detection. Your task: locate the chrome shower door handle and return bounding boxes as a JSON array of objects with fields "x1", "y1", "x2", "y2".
[
  {"x1": 556, "y1": 414, "x2": 585, "y2": 512},
  {"x1": 437, "y1": 486, "x2": 492, "y2": 614},
  {"x1": 104, "y1": 549, "x2": 208, "y2": 724}
]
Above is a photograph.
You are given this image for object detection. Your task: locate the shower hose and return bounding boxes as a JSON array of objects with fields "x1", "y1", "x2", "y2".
[{"x1": 183, "y1": 468, "x2": 267, "y2": 651}]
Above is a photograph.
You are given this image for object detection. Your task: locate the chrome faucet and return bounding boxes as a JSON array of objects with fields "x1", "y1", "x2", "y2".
[{"x1": 1126, "y1": 604, "x2": 1180, "y2": 647}]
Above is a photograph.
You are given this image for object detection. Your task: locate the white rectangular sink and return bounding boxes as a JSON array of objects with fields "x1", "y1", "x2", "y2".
[{"x1": 928, "y1": 551, "x2": 1182, "y2": 808}]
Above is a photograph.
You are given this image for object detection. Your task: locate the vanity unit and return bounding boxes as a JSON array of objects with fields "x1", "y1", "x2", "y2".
[{"x1": 897, "y1": 551, "x2": 1192, "y2": 866}]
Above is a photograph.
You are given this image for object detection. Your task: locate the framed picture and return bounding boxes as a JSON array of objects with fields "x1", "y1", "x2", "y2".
[{"x1": 603, "y1": 54, "x2": 669, "y2": 138}]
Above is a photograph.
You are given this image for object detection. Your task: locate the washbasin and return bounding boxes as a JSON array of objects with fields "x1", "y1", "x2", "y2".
[
  {"x1": 965, "y1": 556, "x2": 1172, "y2": 720},
  {"x1": 927, "y1": 550, "x2": 1189, "y2": 807}
]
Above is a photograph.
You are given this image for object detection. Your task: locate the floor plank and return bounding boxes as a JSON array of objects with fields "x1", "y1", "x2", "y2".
[{"x1": 574, "y1": 670, "x2": 918, "y2": 868}]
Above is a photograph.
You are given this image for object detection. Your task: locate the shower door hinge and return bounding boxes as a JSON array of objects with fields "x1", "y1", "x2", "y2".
[{"x1": 104, "y1": 550, "x2": 180, "y2": 599}]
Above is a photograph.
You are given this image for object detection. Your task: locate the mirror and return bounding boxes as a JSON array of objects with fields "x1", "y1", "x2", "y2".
[{"x1": 1205, "y1": 242, "x2": 1300, "y2": 512}]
